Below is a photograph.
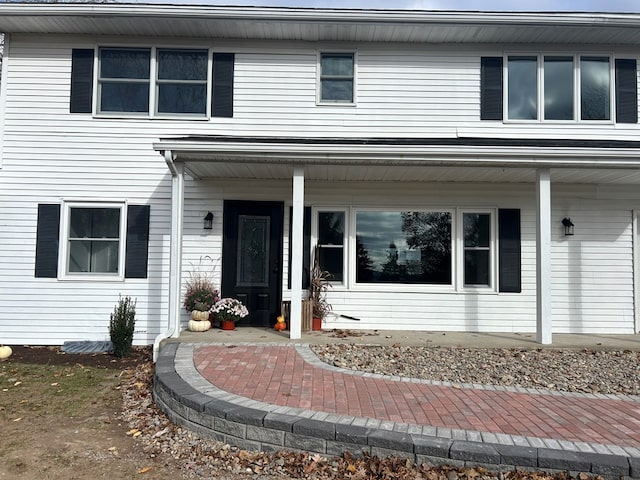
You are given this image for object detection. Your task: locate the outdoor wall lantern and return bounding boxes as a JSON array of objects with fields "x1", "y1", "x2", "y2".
[
  {"x1": 203, "y1": 211, "x2": 214, "y2": 230},
  {"x1": 561, "y1": 217, "x2": 574, "y2": 236}
]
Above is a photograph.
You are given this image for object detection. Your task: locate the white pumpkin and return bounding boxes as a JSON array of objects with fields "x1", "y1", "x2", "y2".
[
  {"x1": 0, "y1": 345, "x2": 12, "y2": 360},
  {"x1": 191, "y1": 310, "x2": 210, "y2": 321},
  {"x1": 188, "y1": 320, "x2": 211, "y2": 332}
]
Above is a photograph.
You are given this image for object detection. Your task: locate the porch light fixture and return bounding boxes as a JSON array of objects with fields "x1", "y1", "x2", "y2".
[
  {"x1": 561, "y1": 217, "x2": 574, "y2": 236},
  {"x1": 203, "y1": 211, "x2": 214, "y2": 230}
]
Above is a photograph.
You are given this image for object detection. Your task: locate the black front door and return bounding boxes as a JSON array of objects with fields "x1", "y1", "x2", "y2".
[{"x1": 222, "y1": 201, "x2": 283, "y2": 327}]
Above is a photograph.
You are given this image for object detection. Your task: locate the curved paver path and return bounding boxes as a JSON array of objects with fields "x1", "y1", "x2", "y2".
[{"x1": 194, "y1": 344, "x2": 640, "y2": 449}]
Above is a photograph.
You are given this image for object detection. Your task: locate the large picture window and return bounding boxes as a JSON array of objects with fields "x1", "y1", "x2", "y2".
[
  {"x1": 66, "y1": 206, "x2": 124, "y2": 275},
  {"x1": 355, "y1": 211, "x2": 452, "y2": 285},
  {"x1": 506, "y1": 54, "x2": 613, "y2": 122}
]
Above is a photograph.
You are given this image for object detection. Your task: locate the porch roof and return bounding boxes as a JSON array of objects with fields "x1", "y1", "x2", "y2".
[
  {"x1": 153, "y1": 135, "x2": 640, "y2": 185},
  {"x1": 2, "y1": 5, "x2": 640, "y2": 46}
]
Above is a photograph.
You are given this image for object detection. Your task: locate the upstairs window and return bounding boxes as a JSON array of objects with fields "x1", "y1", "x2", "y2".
[
  {"x1": 156, "y1": 49, "x2": 208, "y2": 116},
  {"x1": 98, "y1": 48, "x2": 151, "y2": 114},
  {"x1": 319, "y1": 52, "x2": 354, "y2": 103},
  {"x1": 505, "y1": 54, "x2": 614, "y2": 122}
]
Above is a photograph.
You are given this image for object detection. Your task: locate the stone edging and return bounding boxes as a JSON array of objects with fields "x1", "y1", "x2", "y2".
[{"x1": 153, "y1": 342, "x2": 640, "y2": 479}]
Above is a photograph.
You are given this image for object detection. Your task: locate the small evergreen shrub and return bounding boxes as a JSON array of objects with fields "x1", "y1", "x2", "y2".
[{"x1": 109, "y1": 295, "x2": 136, "y2": 358}]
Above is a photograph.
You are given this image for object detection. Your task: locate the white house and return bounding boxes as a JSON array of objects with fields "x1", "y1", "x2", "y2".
[{"x1": 1, "y1": 4, "x2": 639, "y2": 353}]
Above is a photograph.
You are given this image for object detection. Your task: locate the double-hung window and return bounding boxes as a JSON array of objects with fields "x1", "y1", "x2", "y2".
[
  {"x1": 316, "y1": 211, "x2": 345, "y2": 283},
  {"x1": 97, "y1": 47, "x2": 209, "y2": 116},
  {"x1": 98, "y1": 48, "x2": 151, "y2": 114},
  {"x1": 319, "y1": 52, "x2": 355, "y2": 103},
  {"x1": 156, "y1": 48, "x2": 208, "y2": 116},
  {"x1": 63, "y1": 203, "x2": 126, "y2": 277},
  {"x1": 462, "y1": 212, "x2": 493, "y2": 287},
  {"x1": 506, "y1": 54, "x2": 612, "y2": 121}
]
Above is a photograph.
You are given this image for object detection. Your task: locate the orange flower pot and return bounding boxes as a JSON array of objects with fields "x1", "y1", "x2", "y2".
[{"x1": 220, "y1": 320, "x2": 236, "y2": 330}]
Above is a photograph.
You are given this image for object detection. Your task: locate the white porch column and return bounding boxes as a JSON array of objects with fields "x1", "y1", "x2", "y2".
[
  {"x1": 168, "y1": 161, "x2": 185, "y2": 339},
  {"x1": 536, "y1": 168, "x2": 552, "y2": 344},
  {"x1": 290, "y1": 167, "x2": 305, "y2": 339}
]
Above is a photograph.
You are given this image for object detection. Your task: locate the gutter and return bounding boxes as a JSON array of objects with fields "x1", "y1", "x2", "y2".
[{"x1": 153, "y1": 150, "x2": 183, "y2": 362}]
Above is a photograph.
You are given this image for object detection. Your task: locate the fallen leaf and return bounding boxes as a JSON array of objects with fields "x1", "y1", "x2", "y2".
[
  {"x1": 137, "y1": 467, "x2": 152, "y2": 474},
  {"x1": 108, "y1": 447, "x2": 117, "y2": 451},
  {"x1": 13, "y1": 417, "x2": 22, "y2": 422},
  {"x1": 13, "y1": 381, "x2": 22, "y2": 386},
  {"x1": 51, "y1": 382, "x2": 59, "y2": 386}
]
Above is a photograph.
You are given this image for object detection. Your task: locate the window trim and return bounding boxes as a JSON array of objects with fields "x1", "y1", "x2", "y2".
[
  {"x1": 316, "y1": 50, "x2": 357, "y2": 106},
  {"x1": 94, "y1": 44, "x2": 214, "y2": 120},
  {"x1": 458, "y1": 209, "x2": 496, "y2": 290},
  {"x1": 58, "y1": 201, "x2": 127, "y2": 281},
  {"x1": 503, "y1": 52, "x2": 616, "y2": 124}
]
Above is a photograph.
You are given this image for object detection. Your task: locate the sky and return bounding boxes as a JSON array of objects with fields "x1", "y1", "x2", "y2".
[{"x1": 121, "y1": 0, "x2": 640, "y2": 12}]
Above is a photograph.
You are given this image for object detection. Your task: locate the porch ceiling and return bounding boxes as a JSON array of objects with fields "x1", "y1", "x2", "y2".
[{"x1": 182, "y1": 162, "x2": 640, "y2": 185}]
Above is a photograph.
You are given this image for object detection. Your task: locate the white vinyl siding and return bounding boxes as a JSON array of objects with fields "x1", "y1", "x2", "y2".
[{"x1": 0, "y1": 34, "x2": 639, "y2": 345}]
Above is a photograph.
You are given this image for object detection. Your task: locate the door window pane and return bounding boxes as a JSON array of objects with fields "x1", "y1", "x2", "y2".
[
  {"x1": 581, "y1": 56, "x2": 610, "y2": 120},
  {"x1": 320, "y1": 53, "x2": 354, "y2": 102},
  {"x1": 463, "y1": 213, "x2": 491, "y2": 286},
  {"x1": 508, "y1": 56, "x2": 538, "y2": 120},
  {"x1": 68, "y1": 207, "x2": 121, "y2": 274},
  {"x1": 356, "y1": 211, "x2": 452, "y2": 285},
  {"x1": 237, "y1": 215, "x2": 270, "y2": 287},
  {"x1": 544, "y1": 56, "x2": 574, "y2": 120},
  {"x1": 317, "y1": 211, "x2": 344, "y2": 282}
]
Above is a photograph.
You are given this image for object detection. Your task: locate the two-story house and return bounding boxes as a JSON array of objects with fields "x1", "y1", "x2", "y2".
[{"x1": 1, "y1": 4, "x2": 639, "y2": 354}]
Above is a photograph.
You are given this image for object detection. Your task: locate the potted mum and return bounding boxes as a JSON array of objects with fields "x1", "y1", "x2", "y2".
[{"x1": 211, "y1": 298, "x2": 249, "y2": 330}]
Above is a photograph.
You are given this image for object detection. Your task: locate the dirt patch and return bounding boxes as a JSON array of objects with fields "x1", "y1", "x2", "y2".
[{"x1": 0, "y1": 346, "x2": 184, "y2": 480}]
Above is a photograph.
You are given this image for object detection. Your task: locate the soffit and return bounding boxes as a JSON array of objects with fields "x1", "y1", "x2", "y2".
[{"x1": 2, "y1": 5, "x2": 640, "y2": 45}]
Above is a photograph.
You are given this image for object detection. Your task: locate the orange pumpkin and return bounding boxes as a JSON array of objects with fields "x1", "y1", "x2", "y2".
[{"x1": 274, "y1": 315, "x2": 286, "y2": 331}]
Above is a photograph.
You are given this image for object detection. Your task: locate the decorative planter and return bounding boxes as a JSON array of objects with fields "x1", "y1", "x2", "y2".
[
  {"x1": 188, "y1": 319, "x2": 211, "y2": 332},
  {"x1": 312, "y1": 317, "x2": 322, "y2": 331},
  {"x1": 220, "y1": 320, "x2": 236, "y2": 330}
]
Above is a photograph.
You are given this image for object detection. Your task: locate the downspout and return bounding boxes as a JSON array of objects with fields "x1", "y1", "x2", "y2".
[{"x1": 153, "y1": 150, "x2": 185, "y2": 361}]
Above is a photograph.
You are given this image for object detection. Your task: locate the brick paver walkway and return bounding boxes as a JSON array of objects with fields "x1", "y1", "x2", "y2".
[{"x1": 194, "y1": 345, "x2": 640, "y2": 448}]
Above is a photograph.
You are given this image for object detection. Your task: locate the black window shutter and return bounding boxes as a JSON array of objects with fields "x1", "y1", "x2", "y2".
[
  {"x1": 35, "y1": 204, "x2": 61, "y2": 278},
  {"x1": 480, "y1": 57, "x2": 503, "y2": 120},
  {"x1": 125, "y1": 205, "x2": 150, "y2": 279},
  {"x1": 616, "y1": 59, "x2": 638, "y2": 124},
  {"x1": 212, "y1": 53, "x2": 234, "y2": 118},
  {"x1": 498, "y1": 209, "x2": 521, "y2": 293},
  {"x1": 287, "y1": 207, "x2": 311, "y2": 290},
  {"x1": 70, "y1": 49, "x2": 94, "y2": 114}
]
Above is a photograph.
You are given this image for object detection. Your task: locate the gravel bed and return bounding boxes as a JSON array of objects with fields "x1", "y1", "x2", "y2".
[{"x1": 311, "y1": 344, "x2": 640, "y2": 396}]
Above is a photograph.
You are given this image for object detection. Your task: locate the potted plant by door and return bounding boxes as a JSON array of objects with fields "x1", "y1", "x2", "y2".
[
  {"x1": 309, "y1": 252, "x2": 332, "y2": 331},
  {"x1": 211, "y1": 298, "x2": 249, "y2": 330},
  {"x1": 183, "y1": 258, "x2": 220, "y2": 332}
]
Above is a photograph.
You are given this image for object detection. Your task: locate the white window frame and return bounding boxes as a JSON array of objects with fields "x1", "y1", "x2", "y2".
[
  {"x1": 58, "y1": 201, "x2": 127, "y2": 281},
  {"x1": 311, "y1": 207, "x2": 348, "y2": 288},
  {"x1": 316, "y1": 50, "x2": 357, "y2": 106},
  {"x1": 458, "y1": 209, "x2": 497, "y2": 291},
  {"x1": 504, "y1": 53, "x2": 615, "y2": 124},
  {"x1": 95, "y1": 44, "x2": 212, "y2": 120},
  {"x1": 348, "y1": 206, "x2": 456, "y2": 293}
]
